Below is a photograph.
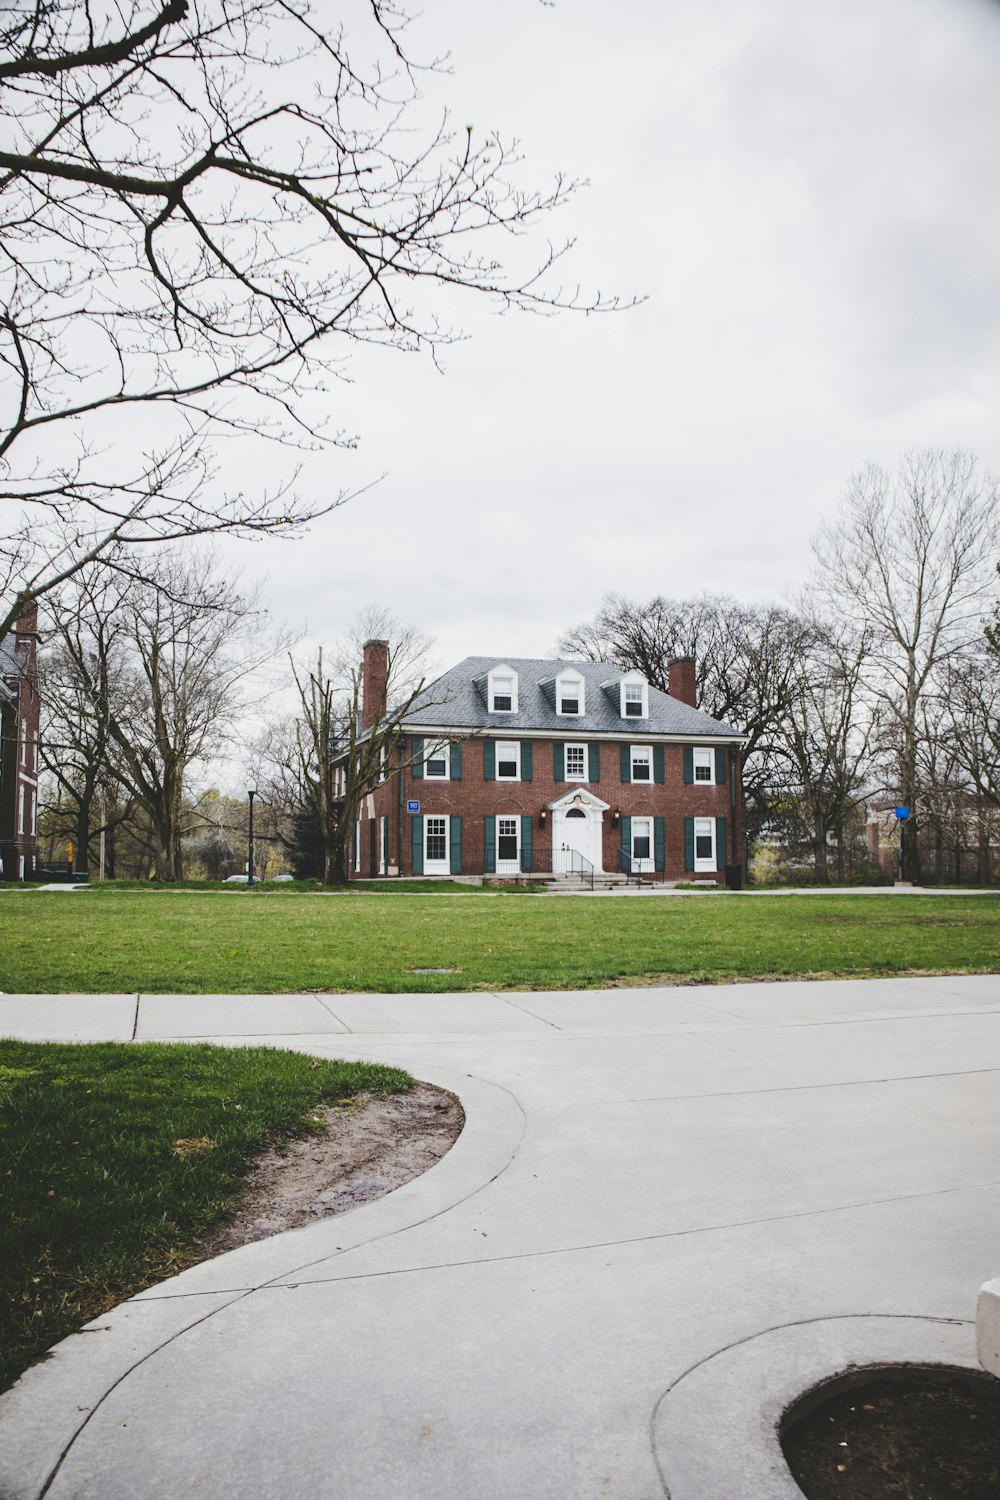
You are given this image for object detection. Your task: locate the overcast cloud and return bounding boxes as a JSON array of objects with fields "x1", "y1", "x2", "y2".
[{"x1": 224, "y1": 0, "x2": 1000, "y2": 674}]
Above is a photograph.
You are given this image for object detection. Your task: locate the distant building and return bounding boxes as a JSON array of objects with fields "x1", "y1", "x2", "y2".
[
  {"x1": 336, "y1": 641, "x2": 747, "y2": 884},
  {"x1": 0, "y1": 602, "x2": 40, "y2": 880}
]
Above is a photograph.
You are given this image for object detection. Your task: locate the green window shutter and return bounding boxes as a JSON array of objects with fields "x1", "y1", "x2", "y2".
[
  {"x1": 520, "y1": 741, "x2": 533, "y2": 782},
  {"x1": 411, "y1": 737, "x2": 424, "y2": 780},
  {"x1": 450, "y1": 816, "x2": 462, "y2": 875},
  {"x1": 653, "y1": 746, "x2": 665, "y2": 784},
  {"x1": 484, "y1": 740, "x2": 495, "y2": 781},
  {"x1": 450, "y1": 741, "x2": 463, "y2": 781},
  {"x1": 411, "y1": 814, "x2": 424, "y2": 876},
  {"x1": 684, "y1": 816, "x2": 695, "y2": 872},
  {"x1": 553, "y1": 742, "x2": 565, "y2": 782},
  {"x1": 588, "y1": 743, "x2": 601, "y2": 783},
  {"x1": 520, "y1": 815, "x2": 533, "y2": 874},
  {"x1": 715, "y1": 747, "x2": 727, "y2": 786},
  {"x1": 620, "y1": 815, "x2": 632, "y2": 858},
  {"x1": 683, "y1": 746, "x2": 694, "y2": 785},
  {"x1": 654, "y1": 816, "x2": 666, "y2": 872},
  {"x1": 620, "y1": 744, "x2": 631, "y2": 783},
  {"x1": 716, "y1": 817, "x2": 727, "y2": 870},
  {"x1": 484, "y1": 815, "x2": 496, "y2": 874}
]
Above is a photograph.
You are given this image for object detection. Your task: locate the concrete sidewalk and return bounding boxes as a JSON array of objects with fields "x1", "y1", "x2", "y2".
[{"x1": 1, "y1": 974, "x2": 999, "y2": 1498}]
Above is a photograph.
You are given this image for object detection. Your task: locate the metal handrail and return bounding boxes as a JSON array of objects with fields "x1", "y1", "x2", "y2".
[
  {"x1": 617, "y1": 847, "x2": 642, "y2": 886},
  {"x1": 564, "y1": 846, "x2": 595, "y2": 889}
]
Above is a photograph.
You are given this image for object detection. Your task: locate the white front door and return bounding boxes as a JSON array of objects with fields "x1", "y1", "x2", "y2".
[
  {"x1": 496, "y1": 816, "x2": 520, "y2": 875},
  {"x1": 556, "y1": 807, "x2": 602, "y2": 873},
  {"x1": 424, "y1": 815, "x2": 450, "y2": 875}
]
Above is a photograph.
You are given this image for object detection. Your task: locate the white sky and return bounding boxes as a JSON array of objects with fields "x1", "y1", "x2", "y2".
[{"x1": 226, "y1": 0, "x2": 1000, "y2": 678}]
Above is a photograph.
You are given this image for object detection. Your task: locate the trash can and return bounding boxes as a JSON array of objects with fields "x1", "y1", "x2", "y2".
[{"x1": 725, "y1": 863, "x2": 743, "y2": 892}]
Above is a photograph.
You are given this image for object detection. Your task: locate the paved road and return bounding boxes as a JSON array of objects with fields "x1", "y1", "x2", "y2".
[{"x1": 1, "y1": 976, "x2": 999, "y2": 1498}]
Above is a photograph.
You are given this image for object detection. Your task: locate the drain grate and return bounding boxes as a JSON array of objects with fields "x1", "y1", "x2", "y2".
[{"x1": 407, "y1": 967, "x2": 462, "y2": 974}]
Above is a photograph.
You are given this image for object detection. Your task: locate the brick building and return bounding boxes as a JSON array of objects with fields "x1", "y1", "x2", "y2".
[
  {"x1": 0, "y1": 603, "x2": 40, "y2": 880},
  {"x1": 338, "y1": 642, "x2": 746, "y2": 884}
]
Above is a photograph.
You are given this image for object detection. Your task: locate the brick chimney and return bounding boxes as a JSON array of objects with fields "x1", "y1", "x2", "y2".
[
  {"x1": 361, "y1": 639, "x2": 390, "y2": 729},
  {"x1": 668, "y1": 656, "x2": 697, "y2": 708}
]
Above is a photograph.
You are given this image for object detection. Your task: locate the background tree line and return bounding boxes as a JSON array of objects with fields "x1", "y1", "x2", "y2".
[{"x1": 29, "y1": 447, "x2": 1000, "y2": 885}]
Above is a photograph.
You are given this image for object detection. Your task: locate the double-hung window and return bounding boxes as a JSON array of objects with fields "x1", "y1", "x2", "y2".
[
  {"x1": 632, "y1": 817, "x2": 652, "y2": 866},
  {"x1": 630, "y1": 745, "x2": 652, "y2": 782},
  {"x1": 557, "y1": 672, "x2": 585, "y2": 716},
  {"x1": 693, "y1": 746, "x2": 714, "y2": 783},
  {"x1": 496, "y1": 741, "x2": 520, "y2": 780},
  {"x1": 624, "y1": 684, "x2": 644, "y2": 717},
  {"x1": 425, "y1": 743, "x2": 449, "y2": 779},
  {"x1": 488, "y1": 666, "x2": 518, "y2": 713},
  {"x1": 694, "y1": 817, "x2": 716, "y2": 871},
  {"x1": 564, "y1": 743, "x2": 587, "y2": 781}
]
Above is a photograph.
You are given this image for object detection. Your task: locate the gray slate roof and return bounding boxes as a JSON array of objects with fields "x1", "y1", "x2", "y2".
[{"x1": 401, "y1": 657, "x2": 742, "y2": 739}]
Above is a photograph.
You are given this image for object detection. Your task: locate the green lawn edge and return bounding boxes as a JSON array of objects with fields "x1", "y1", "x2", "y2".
[
  {"x1": 0, "y1": 1041, "x2": 413, "y2": 1392},
  {"x1": 1, "y1": 892, "x2": 998, "y2": 994}
]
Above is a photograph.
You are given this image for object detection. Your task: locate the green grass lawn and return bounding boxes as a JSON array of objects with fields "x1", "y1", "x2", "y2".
[
  {"x1": 0, "y1": 1041, "x2": 412, "y2": 1391},
  {"x1": 1, "y1": 891, "x2": 998, "y2": 992}
]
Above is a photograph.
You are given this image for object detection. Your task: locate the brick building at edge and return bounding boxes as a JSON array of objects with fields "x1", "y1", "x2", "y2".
[
  {"x1": 335, "y1": 641, "x2": 747, "y2": 884},
  {"x1": 0, "y1": 603, "x2": 40, "y2": 881}
]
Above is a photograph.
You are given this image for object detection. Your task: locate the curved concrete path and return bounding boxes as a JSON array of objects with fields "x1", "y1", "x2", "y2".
[{"x1": 1, "y1": 974, "x2": 999, "y2": 1499}]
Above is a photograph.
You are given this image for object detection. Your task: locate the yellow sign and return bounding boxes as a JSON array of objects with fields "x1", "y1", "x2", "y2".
[{"x1": 67, "y1": 842, "x2": 74, "y2": 861}]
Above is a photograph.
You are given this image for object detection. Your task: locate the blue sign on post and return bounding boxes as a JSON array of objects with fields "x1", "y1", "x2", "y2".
[
  {"x1": 406, "y1": 800, "x2": 420, "y2": 814},
  {"x1": 894, "y1": 807, "x2": 910, "y2": 820}
]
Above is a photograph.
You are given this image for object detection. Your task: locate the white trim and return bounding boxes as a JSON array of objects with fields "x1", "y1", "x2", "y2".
[
  {"x1": 556, "y1": 670, "x2": 585, "y2": 717},
  {"x1": 495, "y1": 740, "x2": 520, "y2": 782},
  {"x1": 424, "y1": 814, "x2": 450, "y2": 874},
  {"x1": 693, "y1": 746, "x2": 714, "y2": 784},
  {"x1": 631, "y1": 815, "x2": 654, "y2": 873},
  {"x1": 495, "y1": 814, "x2": 520, "y2": 875},
  {"x1": 693, "y1": 817, "x2": 716, "y2": 872},
  {"x1": 424, "y1": 741, "x2": 450, "y2": 780},
  {"x1": 488, "y1": 664, "x2": 518, "y2": 714},
  {"x1": 564, "y1": 741, "x2": 588, "y2": 781},
  {"x1": 619, "y1": 671, "x2": 648, "y2": 720},
  {"x1": 630, "y1": 744, "x2": 652, "y2": 783},
  {"x1": 401, "y1": 723, "x2": 746, "y2": 746}
]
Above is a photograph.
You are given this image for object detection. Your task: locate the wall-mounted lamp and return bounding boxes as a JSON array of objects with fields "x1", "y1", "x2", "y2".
[
  {"x1": 539, "y1": 807, "x2": 548, "y2": 828},
  {"x1": 612, "y1": 809, "x2": 621, "y2": 827}
]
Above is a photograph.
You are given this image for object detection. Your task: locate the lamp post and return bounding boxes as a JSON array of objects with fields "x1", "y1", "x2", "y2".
[{"x1": 247, "y1": 788, "x2": 257, "y2": 889}]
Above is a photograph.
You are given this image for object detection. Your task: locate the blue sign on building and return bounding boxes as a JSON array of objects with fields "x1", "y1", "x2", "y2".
[
  {"x1": 406, "y1": 800, "x2": 420, "y2": 814},
  {"x1": 894, "y1": 806, "x2": 910, "y2": 820}
]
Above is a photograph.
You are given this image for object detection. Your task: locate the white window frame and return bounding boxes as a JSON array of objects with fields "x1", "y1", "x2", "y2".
[
  {"x1": 693, "y1": 817, "x2": 716, "y2": 872},
  {"x1": 488, "y1": 665, "x2": 518, "y2": 714},
  {"x1": 496, "y1": 815, "x2": 520, "y2": 874},
  {"x1": 631, "y1": 816, "x2": 653, "y2": 872},
  {"x1": 424, "y1": 741, "x2": 450, "y2": 780},
  {"x1": 424, "y1": 814, "x2": 450, "y2": 874},
  {"x1": 630, "y1": 745, "x2": 652, "y2": 783},
  {"x1": 693, "y1": 746, "x2": 714, "y2": 784},
  {"x1": 495, "y1": 740, "x2": 521, "y2": 781},
  {"x1": 564, "y1": 742, "x2": 588, "y2": 782},
  {"x1": 354, "y1": 819, "x2": 361, "y2": 873},
  {"x1": 620, "y1": 675, "x2": 648, "y2": 720},
  {"x1": 556, "y1": 672, "x2": 585, "y2": 717},
  {"x1": 379, "y1": 817, "x2": 388, "y2": 876},
  {"x1": 17, "y1": 785, "x2": 25, "y2": 834}
]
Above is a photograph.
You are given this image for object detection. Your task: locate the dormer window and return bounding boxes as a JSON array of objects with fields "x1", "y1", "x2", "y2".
[
  {"x1": 557, "y1": 671, "x2": 585, "y2": 716},
  {"x1": 488, "y1": 665, "x2": 518, "y2": 714},
  {"x1": 619, "y1": 674, "x2": 648, "y2": 719}
]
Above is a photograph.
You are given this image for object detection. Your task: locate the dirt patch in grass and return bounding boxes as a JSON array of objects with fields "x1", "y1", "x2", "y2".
[
  {"x1": 192, "y1": 1082, "x2": 463, "y2": 1258},
  {"x1": 781, "y1": 1364, "x2": 1000, "y2": 1499}
]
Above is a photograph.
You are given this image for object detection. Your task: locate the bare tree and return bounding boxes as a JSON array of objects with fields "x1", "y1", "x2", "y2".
[
  {"x1": 0, "y1": 0, "x2": 621, "y2": 638},
  {"x1": 291, "y1": 623, "x2": 439, "y2": 884},
  {"x1": 771, "y1": 621, "x2": 878, "y2": 881},
  {"x1": 49, "y1": 548, "x2": 275, "y2": 878},
  {"x1": 812, "y1": 449, "x2": 1000, "y2": 881},
  {"x1": 559, "y1": 592, "x2": 809, "y2": 847}
]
